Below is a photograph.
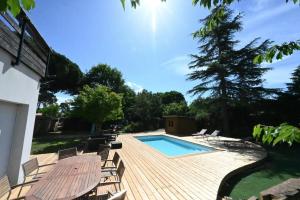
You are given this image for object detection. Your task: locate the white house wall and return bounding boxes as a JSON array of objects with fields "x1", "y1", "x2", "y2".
[{"x1": 0, "y1": 47, "x2": 40, "y2": 184}]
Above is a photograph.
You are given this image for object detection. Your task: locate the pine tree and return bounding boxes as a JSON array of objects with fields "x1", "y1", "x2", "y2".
[
  {"x1": 287, "y1": 66, "x2": 300, "y2": 96},
  {"x1": 187, "y1": 6, "x2": 271, "y2": 135},
  {"x1": 232, "y1": 38, "x2": 272, "y2": 105}
]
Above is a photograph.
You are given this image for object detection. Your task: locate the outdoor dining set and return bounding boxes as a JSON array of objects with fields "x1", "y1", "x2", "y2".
[{"x1": 0, "y1": 145, "x2": 126, "y2": 200}]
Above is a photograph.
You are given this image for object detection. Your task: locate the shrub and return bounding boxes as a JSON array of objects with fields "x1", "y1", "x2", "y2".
[{"x1": 38, "y1": 104, "x2": 60, "y2": 118}]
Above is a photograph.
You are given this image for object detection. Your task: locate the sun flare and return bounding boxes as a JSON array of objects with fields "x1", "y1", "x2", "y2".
[{"x1": 145, "y1": 0, "x2": 161, "y2": 13}]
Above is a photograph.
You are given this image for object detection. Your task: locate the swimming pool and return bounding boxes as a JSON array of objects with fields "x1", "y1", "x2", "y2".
[{"x1": 135, "y1": 135, "x2": 214, "y2": 157}]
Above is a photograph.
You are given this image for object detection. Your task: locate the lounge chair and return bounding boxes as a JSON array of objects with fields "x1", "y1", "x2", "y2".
[
  {"x1": 205, "y1": 130, "x2": 221, "y2": 141},
  {"x1": 22, "y1": 157, "x2": 55, "y2": 181},
  {"x1": 192, "y1": 129, "x2": 207, "y2": 137},
  {"x1": 58, "y1": 147, "x2": 78, "y2": 160},
  {"x1": 0, "y1": 175, "x2": 37, "y2": 199}
]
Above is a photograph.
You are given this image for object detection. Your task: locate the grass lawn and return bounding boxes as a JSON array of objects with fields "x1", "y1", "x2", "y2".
[
  {"x1": 228, "y1": 144, "x2": 300, "y2": 200},
  {"x1": 31, "y1": 135, "x2": 86, "y2": 154}
]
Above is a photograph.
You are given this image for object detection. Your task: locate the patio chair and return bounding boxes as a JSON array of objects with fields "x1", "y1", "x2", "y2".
[
  {"x1": 58, "y1": 147, "x2": 78, "y2": 160},
  {"x1": 97, "y1": 145, "x2": 111, "y2": 167},
  {"x1": 205, "y1": 130, "x2": 221, "y2": 141},
  {"x1": 102, "y1": 152, "x2": 120, "y2": 172},
  {"x1": 22, "y1": 157, "x2": 55, "y2": 181},
  {"x1": 77, "y1": 190, "x2": 127, "y2": 200},
  {"x1": 101, "y1": 160, "x2": 125, "y2": 191},
  {"x1": 0, "y1": 175, "x2": 37, "y2": 199},
  {"x1": 192, "y1": 129, "x2": 207, "y2": 137},
  {"x1": 106, "y1": 190, "x2": 127, "y2": 200}
]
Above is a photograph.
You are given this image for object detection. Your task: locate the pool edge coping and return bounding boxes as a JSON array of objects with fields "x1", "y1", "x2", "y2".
[{"x1": 133, "y1": 133, "x2": 226, "y2": 159}]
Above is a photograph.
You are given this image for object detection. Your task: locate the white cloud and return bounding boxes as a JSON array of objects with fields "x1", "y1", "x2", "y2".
[
  {"x1": 161, "y1": 55, "x2": 192, "y2": 75},
  {"x1": 263, "y1": 65, "x2": 296, "y2": 88},
  {"x1": 126, "y1": 81, "x2": 144, "y2": 93},
  {"x1": 244, "y1": 3, "x2": 297, "y2": 29},
  {"x1": 55, "y1": 92, "x2": 73, "y2": 104},
  {"x1": 249, "y1": 0, "x2": 272, "y2": 12}
]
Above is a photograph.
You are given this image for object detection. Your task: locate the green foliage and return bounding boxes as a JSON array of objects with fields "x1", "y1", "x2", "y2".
[
  {"x1": 38, "y1": 87, "x2": 57, "y2": 109},
  {"x1": 163, "y1": 102, "x2": 189, "y2": 116},
  {"x1": 254, "y1": 41, "x2": 300, "y2": 64},
  {"x1": 128, "y1": 90, "x2": 162, "y2": 130},
  {"x1": 188, "y1": 98, "x2": 213, "y2": 120},
  {"x1": 45, "y1": 51, "x2": 83, "y2": 95},
  {"x1": 84, "y1": 64, "x2": 125, "y2": 93},
  {"x1": 59, "y1": 102, "x2": 72, "y2": 117},
  {"x1": 73, "y1": 85, "x2": 123, "y2": 127},
  {"x1": 121, "y1": 85, "x2": 136, "y2": 121},
  {"x1": 159, "y1": 91, "x2": 186, "y2": 105},
  {"x1": 122, "y1": 122, "x2": 144, "y2": 133},
  {"x1": 38, "y1": 104, "x2": 60, "y2": 118},
  {"x1": 0, "y1": 0, "x2": 35, "y2": 16},
  {"x1": 253, "y1": 123, "x2": 300, "y2": 146},
  {"x1": 188, "y1": 7, "x2": 272, "y2": 134},
  {"x1": 287, "y1": 65, "x2": 300, "y2": 96},
  {"x1": 38, "y1": 51, "x2": 83, "y2": 108}
]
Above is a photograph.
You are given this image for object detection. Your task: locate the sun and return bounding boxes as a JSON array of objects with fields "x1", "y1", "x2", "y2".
[
  {"x1": 144, "y1": 0, "x2": 161, "y2": 13},
  {"x1": 144, "y1": 0, "x2": 162, "y2": 33}
]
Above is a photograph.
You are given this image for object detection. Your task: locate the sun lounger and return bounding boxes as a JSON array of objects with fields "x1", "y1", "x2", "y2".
[
  {"x1": 205, "y1": 130, "x2": 221, "y2": 141},
  {"x1": 192, "y1": 129, "x2": 207, "y2": 137}
]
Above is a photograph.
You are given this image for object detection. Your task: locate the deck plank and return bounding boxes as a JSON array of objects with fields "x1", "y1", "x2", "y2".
[{"x1": 5, "y1": 132, "x2": 266, "y2": 200}]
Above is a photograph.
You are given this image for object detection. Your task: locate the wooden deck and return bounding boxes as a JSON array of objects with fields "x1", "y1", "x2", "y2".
[{"x1": 3, "y1": 132, "x2": 267, "y2": 200}]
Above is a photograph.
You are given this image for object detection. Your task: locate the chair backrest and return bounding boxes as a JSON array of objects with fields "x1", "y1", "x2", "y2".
[
  {"x1": 112, "y1": 152, "x2": 120, "y2": 167},
  {"x1": 107, "y1": 190, "x2": 127, "y2": 200},
  {"x1": 199, "y1": 129, "x2": 207, "y2": 135},
  {"x1": 0, "y1": 175, "x2": 11, "y2": 198},
  {"x1": 117, "y1": 160, "x2": 125, "y2": 180},
  {"x1": 211, "y1": 130, "x2": 220, "y2": 136},
  {"x1": 22, "y1": 158, "x2": 39, "y2": 177},
  {"x1": 58, "y1": 147, "x2": 77, "y2": 160},
  {"x1": 97, "y1": 145, "x2": 110, "y2": 161}
]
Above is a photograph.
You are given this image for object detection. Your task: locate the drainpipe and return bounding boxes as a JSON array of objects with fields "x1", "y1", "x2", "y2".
[{"x1": 12, "y1": 18, "x2": 27, "y2": 66}]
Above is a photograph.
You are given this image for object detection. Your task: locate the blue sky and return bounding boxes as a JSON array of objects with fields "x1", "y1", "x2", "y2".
[{"x1": 28, "y1": 0, "x2": 300, "y2": 103}]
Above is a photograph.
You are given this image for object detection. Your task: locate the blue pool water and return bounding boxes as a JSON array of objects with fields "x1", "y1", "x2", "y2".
[{"x1": 135, "y1": 135, "x2": 214, "y2": 157}]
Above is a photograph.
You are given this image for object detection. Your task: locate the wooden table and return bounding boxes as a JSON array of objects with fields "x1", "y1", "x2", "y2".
[{"x1": 25, "y1": 155, "x2": 102, "y2": 200}]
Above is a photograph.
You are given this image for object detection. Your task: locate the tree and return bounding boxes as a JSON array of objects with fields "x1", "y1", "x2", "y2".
[
  {"x1": 37, "y1": 104, "x2": 60, "y2": 118},
  {"x1": 231, "y1": 38, "x2": 273, "y2": 105},
  {"x1": 37, "y1": 86, "x2": 57, "y2": 109},
  {"x1": 187, "y1": 6, "x2": 271, "y2": 135},
  {"x1": 163, "y1": 102, "x2": 189, "y2": 116},
  {"x1": 0, "y1": 0, "x2": 35, "y2": 16},
  {"x1": 45, "y1": 51, "x2": 83, "y2": 95},
  {"x1": 287, "y1": 66, "x2": 300, "y2": 96},
  {"x1": 160, "y1": 91, "x2": 186, "y2": 105},
  {"x1": 84, "y1": 64, "x2": 125, "y2": 93},
  {"x1": 129, "y1": 90, "x2": 162, "y2": 130},
  {"x1": 121, "y1": 85, "x2": 136, "y2": 122},
  {"x1": 38, "y1": 51, "x2": 83, "y2": 109},
  {"x1": 73, "y1": 85, "x2": 123, "y2": 132}
]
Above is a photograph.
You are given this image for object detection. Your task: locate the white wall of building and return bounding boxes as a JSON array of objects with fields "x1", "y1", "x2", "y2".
[{"x1": 0, "y1": 48, "x2": 40, "y2": 184}]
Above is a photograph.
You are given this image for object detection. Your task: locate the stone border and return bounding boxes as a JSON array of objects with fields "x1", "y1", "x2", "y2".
[{"x1": 217, "y1": 147, "x2": 268, "y2": 200}]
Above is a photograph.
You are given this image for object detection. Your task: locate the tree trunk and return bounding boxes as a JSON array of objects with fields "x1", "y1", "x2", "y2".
[
  {"x1": 90, "y1": 123, "x2": 103, "y2": 135},
  {"x1": 220, "y1": 77, "x2": 230, "y2": 136}
]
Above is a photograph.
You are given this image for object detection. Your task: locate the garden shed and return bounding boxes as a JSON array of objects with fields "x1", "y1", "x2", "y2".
[{"x1": 164, "y1": 115, "x2": 197, "y2": 136}]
